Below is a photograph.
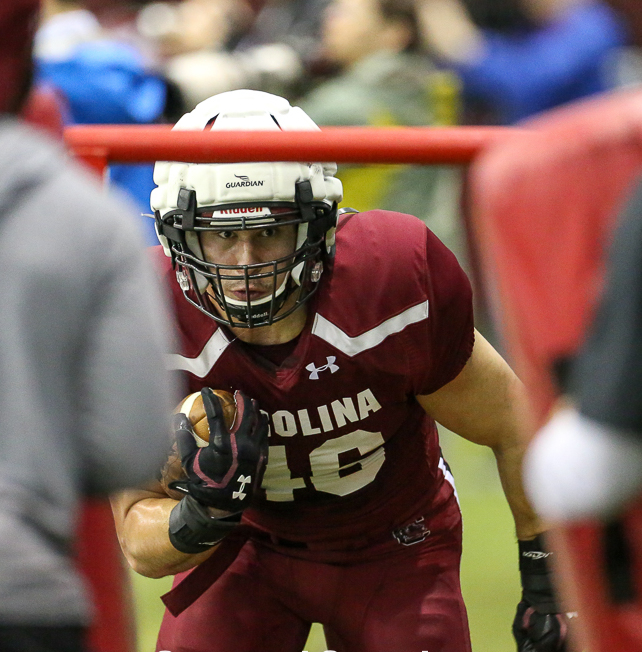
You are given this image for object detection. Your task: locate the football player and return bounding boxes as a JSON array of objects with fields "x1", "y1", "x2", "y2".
[{"x1": 111, "y1": 90, "x2": 566, "y2": 652}]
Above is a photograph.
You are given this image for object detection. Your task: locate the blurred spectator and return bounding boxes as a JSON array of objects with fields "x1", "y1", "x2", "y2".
[
  {"x1": 35, "y1": 0, "x2": 172, "y2": 242},
  {"x1": 236, "y1": 0, "x2": 329, "y2": 60},
  {"x1": 604, "y1": 0, "x2": 642, "y2": 46},
  {"x1": 136, "y1": 0, "x2": 257, "y2": 109},
  {"x1": 36, "y1": 1, "x2": 166, "y2": 124},
  {"x1": 137, "y1": 0, "x2": 324, "y2": 109},
  {"x1": 36, "y1": 0, "x2": 100, "y2": 60},
  {"x1": 459, "y1": 0, "x2": 532, "y2": 30},
  {"x1": 82, "y1": 0, "x2": 168, "y2": 66},
  {"x1": 234, "y1": 0, "x2": 332, "y2": 95},
  {"x1": 416, "y1": 0, "x2": 628, "y2": 124},
  {"x1": 0, "y1": 2, "x2": 176, "y2": 651},
  {"x1": 136, "y1": 0, "x2": 252, "y2": 61},
  {"x1": 298, "y1": 0, "x2": 468, "y2": 265},
  {"x1": 602, "y1": 0, "x2": 642, "y2": 88}
]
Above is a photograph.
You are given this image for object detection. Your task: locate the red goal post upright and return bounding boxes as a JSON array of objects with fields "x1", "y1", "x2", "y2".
[{"x1": 63, "y1": 123, "x2": 513, "y2": 652}]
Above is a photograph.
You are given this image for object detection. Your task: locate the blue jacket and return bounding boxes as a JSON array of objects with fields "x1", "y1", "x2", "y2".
[
  {"x1": 37, "y1": 40, "x2": 167, "y2": 241},
  {"x1": 453, "y1": 1, "x2": 627, "y2": 123}
]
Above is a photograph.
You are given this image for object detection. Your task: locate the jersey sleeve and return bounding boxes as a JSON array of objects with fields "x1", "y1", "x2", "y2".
[
  {"x1": 572, "y1": 175, "x2": 642, "y2": 432},
  {"x1": 413, "y1": 226, "x2": 475, "y2": 395}
]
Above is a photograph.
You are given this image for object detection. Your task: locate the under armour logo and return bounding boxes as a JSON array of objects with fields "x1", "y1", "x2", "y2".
[
  {"x1": 233, "y1": 475, "x2": 251, "y2": 500},
  {"x1": 306, "y1": 356, "x2": 339, "y2": 380}
]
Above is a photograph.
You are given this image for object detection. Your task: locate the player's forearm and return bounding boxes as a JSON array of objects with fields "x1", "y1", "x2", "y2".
[
  {"x1": 493, "y1": 439, "x2": 544, "y2": 540},
  {"x1": 116, "y1": 497, "x2": 216, "y2": 578}
]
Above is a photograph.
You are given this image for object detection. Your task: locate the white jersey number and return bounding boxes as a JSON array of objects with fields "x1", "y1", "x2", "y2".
[{"x1": 262, "y1": 430, "x2": 386, "y2": 502}]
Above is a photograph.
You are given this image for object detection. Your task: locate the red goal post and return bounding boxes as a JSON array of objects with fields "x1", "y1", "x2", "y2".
[{"x1": 64, "y1": 124, "x2": 518, "y2": 173}]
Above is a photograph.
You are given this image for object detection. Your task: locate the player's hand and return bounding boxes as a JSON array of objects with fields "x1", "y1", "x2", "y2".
[
  {"x1": 512, "y1": 535, "x2": 569, "y2": 652},
  {"x1": 169, "y1": 388, "x2": 269, "y2": 513},
  {"x1": 513, "y1": 600, "x2": 567, "y2": 652}
]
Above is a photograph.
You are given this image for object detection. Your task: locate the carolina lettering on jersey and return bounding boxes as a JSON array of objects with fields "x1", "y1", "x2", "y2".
[
  {"x1": 153, "y1": 209, "x2": 475, "y2": 553},
  {"x1": 268, "y1": 388, "x2": 381, "y2": 437}
]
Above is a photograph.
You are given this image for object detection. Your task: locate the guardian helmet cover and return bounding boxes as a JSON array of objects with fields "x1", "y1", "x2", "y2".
[{"x1": 151, "y1": 90, "x2": 343, "y2": 328}]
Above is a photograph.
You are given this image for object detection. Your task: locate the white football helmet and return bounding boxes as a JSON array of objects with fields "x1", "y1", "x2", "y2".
[{"x1": 151, "y1": 90, "x2": 343, "y2": 328}]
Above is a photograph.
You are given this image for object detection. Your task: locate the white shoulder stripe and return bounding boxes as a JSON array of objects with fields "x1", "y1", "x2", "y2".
[
  {"x1": 311, "y1": 300, "x2": 429, "y2": 357},
  {"x1": 439, "y1": 457, "x2": 460, "y2": 506},
  {"x1": 166, "y1": 329, "x2": 231, "y2": 377}
]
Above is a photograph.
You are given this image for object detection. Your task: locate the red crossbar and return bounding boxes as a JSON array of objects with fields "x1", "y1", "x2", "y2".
[{"x1": 64, "y1": 125, "x2": 520, "y2": 166}]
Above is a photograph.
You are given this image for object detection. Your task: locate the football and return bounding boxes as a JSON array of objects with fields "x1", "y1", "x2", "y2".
[
  {"x1": 175, "y1": 389, "x2": 237, "y2": 445},
  {"x1": 159, "y1": 389, "x2": 237, "y2": 500}
]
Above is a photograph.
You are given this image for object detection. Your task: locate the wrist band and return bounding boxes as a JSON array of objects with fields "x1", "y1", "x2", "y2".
[
  {"x1": 169, "y1": 495, "x2": 241, "y2": 554},
  {"x1": 518, "y1": 534, "x2": 558, "y2": 613},
  {"x1": 518, "y1": 534, "x2": 553, "y2": 573}
]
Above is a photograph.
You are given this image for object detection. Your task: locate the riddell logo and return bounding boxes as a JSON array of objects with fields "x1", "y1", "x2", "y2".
[
  {"x1": 217, "y1": 207, "x2": 267, "y2": 215},
  {"x1": 225, "y1": 174, "x2": 265, "y2": 189}
]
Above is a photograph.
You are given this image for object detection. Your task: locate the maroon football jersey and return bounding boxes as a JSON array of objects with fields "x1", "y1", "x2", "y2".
[{"x1": 154, "y1": 210, "x2": 474, "y2": 557}]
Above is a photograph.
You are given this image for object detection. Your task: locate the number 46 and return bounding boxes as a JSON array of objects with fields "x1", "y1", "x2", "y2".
[{"x1": 262, "y1": 429, "x2": 386, "y2": 501}]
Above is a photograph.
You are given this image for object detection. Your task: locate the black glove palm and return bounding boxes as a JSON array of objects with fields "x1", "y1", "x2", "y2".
[
  {"x1": 170, "y1": 388, "x2": 269, "y2": 513},
  {"x1": 513, "y1": 601, "x2": 567, "y2": 652}
]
